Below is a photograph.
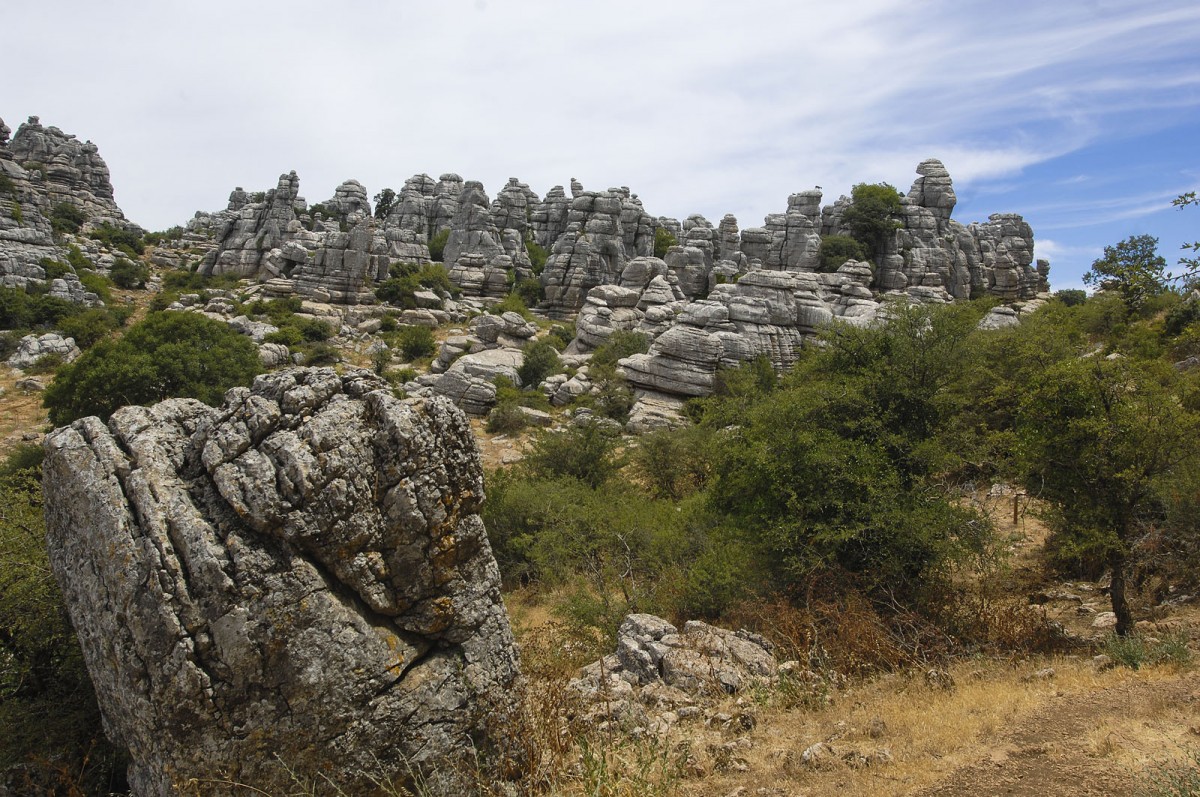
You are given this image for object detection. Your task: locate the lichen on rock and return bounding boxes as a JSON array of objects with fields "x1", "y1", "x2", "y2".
[{"x1": 42, "y1": 367, "x2": 522, "y2": 796}]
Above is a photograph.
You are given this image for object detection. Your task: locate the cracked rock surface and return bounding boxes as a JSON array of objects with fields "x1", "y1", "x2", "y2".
[{"x1": 42, "y1": 368, "x2": 521, "y2": 796}]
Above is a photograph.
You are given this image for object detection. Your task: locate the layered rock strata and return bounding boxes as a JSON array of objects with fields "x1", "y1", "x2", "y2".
[{"x1": 42, "y1": 368, "x2": 522, "y2": 796}]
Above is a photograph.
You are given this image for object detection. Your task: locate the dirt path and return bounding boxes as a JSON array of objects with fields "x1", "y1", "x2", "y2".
[{"x1": 915, "y1": 671, "x2": 1200, "y2": 797}]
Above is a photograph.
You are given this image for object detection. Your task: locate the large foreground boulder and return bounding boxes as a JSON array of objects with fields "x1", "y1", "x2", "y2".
[{"x1": 42, "y1": 368, "x2": 521, "y2": 796}]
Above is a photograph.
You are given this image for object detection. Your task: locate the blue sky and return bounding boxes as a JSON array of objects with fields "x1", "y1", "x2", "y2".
[{"x1": 5, "y1": 0, "x2": 1198, "y2": 291}]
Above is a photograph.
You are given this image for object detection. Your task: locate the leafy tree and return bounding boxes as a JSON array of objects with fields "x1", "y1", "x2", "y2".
[
  {"x1": 373, "y1": 187, "x2": 397, "y2": 219},
  {"x1": 817, "y1": 234, "x2": 869, "y2": 272},
  {"x1": 1053, "y1": 289, "x2": 1088, "y2": 307},
  {"x1": 841, "y1": 183, "x2": 903, "y2": 262},
  {"x1": 1083, "y1": 234, "x2": 1167, "y2": 311},
  {"x1": 43, "y1": 311, "x2": 262, "y2": 425},
  {"x1": 1173, "y1": 191, "x2": 1199, "y2": 281},
  {"x1": 653, "y1": 227, "x2": 678, "y2": 259},
  {"x1": 1017, "y1": 357, "x2": 1200, "y2": 635}
]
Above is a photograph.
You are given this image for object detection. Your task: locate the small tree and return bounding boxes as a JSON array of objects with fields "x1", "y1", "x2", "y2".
[
  {"x1": 653, "y1": 227, "x2": 678, "y2": 259},
  {"x1": 842, "y1": 183, "x2": 903, "y2": 262},
  {"x1": 1018, "y1": 357, "x2": 1200, "y2": 635},
  {"x1": 1083, "y1": 234, "x2": 1167, "y2": 311},
  {"x1": 373, "y1": 188, "x2": 396, "y2": 220}
]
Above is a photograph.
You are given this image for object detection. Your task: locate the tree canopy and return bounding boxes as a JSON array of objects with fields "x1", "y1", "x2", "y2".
[
  {"x1": 841, "y1": 183, "x2": 904, "y2": 262},
  {"x1": 1082, "y1": 234, "x2": 1167, "y2": 310}
]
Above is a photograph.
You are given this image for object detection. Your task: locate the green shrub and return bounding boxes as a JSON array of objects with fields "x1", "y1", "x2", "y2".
[
  {"x1": 1053, "y1": 289, "x2": 1088, "y2": 307},
  {"x1": 48, "y1": 202, "x2": 85, "y2": 237},
  {"x1": 547, "y1": 323, "x2": 575, "y2": 350},
  {"x1": 526, "y1": 238, "x2": 549, "y2": 273},
  {"x1": 38, "y1": 257, "x2": 72, "y2": 281},
  {"x1": 88, "y1": 221, "x2": 144, "y2": 258},
  {"x1": 518, "y1": 339, "x2": 561, "y2": 387},
  {"x1": 143, "y1": 226, "x2": 185, "y2": 246},
  {"x1": 43, "y1": 311, "x2": 262, "y2": 425},
  {"x1": 25, "y1": 352, "x2": 66, "y2": 375},
  {"x1": 653, "y1": 227, "x2": 678, "y2": 259},
  {"x1": 57, "y1": 308, "x2": 123, "y2": 349},
  {"x1": 10, "y1": 200, "x2": 23, "y2": 225},
  {"x1": 375, "y1": 262, "x2": 455, "y2": 308},
  {"x1": 65, "y1": 244, "x2": 90, "y2": 272},
  {"x1": 523, "y1": 421, "x2": 624, "y2": 489},
  {"x1": 591, "y1": 330, "x2": 649, "y2": 369},
  {"x1": 296, "y1": 341, "x2": 339, "y2": 366},
  {"x1": 0, "y1": 171, "x2": 14, "y2": 195},
  {"x1": 842, "y1": 182, "x2": 903, "y2": 262},
  {"x1": 427, "y1": 228, "x2": 450, "y2": 262},
  {"x1": 264, "y1": 326, "x2": 303, "y2": 346},
  {"x1": 631, "y1": 426, "x2": 714, "y2": 501},
  {"x1": 489, "y1": 292, "x2": 532, "y2": 320},
  {"x1": 515, "y1": 276, "x2": 543, "y2": 307},
  {"x1": 486, "y1": 402, "x2": 529, "y2": 434},
  {"x1": 77, "y1": 271, "x2": 113, "y2": 305},
  {"x1": 110, "y1": 257, "x2": 149, "y2": 289},
  {"x1": 393, "y1": 324, "x2": 435, "y2": 361},
  {"x1": 817, "y1": 234, "x2": 869, "y2": 272}
]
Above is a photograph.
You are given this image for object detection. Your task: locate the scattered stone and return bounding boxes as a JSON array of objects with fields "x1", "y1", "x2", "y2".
[
  {"x1": 1093, "y1": 612, "x2": 1118, "y2": 629},
  {"x1": 925, "y1": 668, "x2": 956, "y2": 691}
]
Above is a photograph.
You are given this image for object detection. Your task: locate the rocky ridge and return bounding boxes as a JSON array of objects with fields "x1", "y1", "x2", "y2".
[{"x1": 41, "y1": 368, "x2": 522, "y2": 795}]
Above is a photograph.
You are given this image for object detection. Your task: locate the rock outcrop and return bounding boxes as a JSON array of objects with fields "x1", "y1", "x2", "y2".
[
  {"x1": 42, "y1": 368, "x2": 522, "y2": 796},
  {"x1": 0, "y1": 115, "x2": 120, "y2": 296},
  {"x1": 8, "y1": 115, "x2": 129, "y2": 227}
]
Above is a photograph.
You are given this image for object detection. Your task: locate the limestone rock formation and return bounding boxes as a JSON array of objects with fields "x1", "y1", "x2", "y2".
[
  {"x1": 8, "y1": 115, "x2": 129, "y2": 227},
  {"x1": 0, "y1": 115, "x2": 114, "y2": 293},
  {"x1": 42, "y1": 368, "x2": 522, "y2": 796}
]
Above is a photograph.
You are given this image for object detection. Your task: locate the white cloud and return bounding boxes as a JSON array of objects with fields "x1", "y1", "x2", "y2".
[{"x1": 4, "y1": 0, "x2": 1199, "y2": 240}]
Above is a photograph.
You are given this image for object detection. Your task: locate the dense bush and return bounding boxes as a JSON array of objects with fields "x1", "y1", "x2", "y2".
[
  {"x1": 375, "y1": 262, "x2": 456, "y2": 308},
  {"x1": 43, "y1": 311, "x2": 262, "y2": 425},
  {"x1": 817, "y1": 234, "x2": 869, "y2": 272},
  {"x1": 390, "y1": 324, "x2": 436, "y2": 361},
  {"x1": 427, "y1": 228, "x2": 450, "y2": 262},
  {"x1": 518, "y1": 339, "x2": 561, "y2": 388},
  {"x1": 143, "y1": 226, "x2": 185, "y2": 246},
  {"x1": 110, "y1": 257, "x2": 149, "y2": 289},
  {"x1": 48, "y1": 202, "x2": 85, "y2": 237},
  {"x1": 88, "y1": 222, "x2": 144, "y2": 258},
  {"x1": 525, "y1": 237, "x2": 548, "y2": 274},
  {"x1": 653, "y1": 227, "x2": 678, "y2": 259}
]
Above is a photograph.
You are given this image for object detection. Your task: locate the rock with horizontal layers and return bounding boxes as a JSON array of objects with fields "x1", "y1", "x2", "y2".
[
  {"x1": 9, "y1": 115, "x2": 129, "y2": 227},
  {"x1": 41, "y1": 368, "x2": 521, "y2": 796}
]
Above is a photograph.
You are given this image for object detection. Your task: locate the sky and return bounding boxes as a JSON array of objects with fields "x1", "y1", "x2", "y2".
[{"x1": 5, "y1": 1, "x2": 1199, "y2": 291}]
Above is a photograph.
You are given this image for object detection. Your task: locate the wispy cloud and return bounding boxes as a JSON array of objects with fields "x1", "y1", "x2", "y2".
[{"x1": 3, "y1": 0, "x2": 1198, "y2": 294}]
